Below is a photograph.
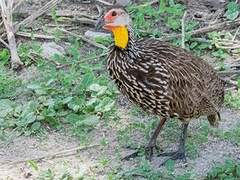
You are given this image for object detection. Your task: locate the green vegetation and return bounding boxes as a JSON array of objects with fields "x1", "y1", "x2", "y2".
[
  {"x1": 1, "y1": 0, "x2": 240, "y2": 179},
  {"x1": 206, "y1": 160, "x2": 240, "y2": 179},
  {"x1": 128, "y1": 0, "x2": 188, "y2": 37},
  {"x1": 0, "y1": 41, "x2": 118, "y2": 141}
]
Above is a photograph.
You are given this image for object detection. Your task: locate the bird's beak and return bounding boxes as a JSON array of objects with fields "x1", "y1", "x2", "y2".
[
  {"x1": 95, "y1": 16, "x2": 105, "y2": 31},
  {"x1": 95, "y1": 16, "x2": 115, "y2": 31}
]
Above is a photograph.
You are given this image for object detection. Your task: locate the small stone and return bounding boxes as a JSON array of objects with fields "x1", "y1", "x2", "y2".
[
  {"x1": 41, "y1": 42, "x2": 65, "y2": 59},
  {"x1": 115, "y1": 0, "x2": 131, "y2": 6},
  {"x1": 84, "y1": 30, "x2": 111, "y2": 40}
]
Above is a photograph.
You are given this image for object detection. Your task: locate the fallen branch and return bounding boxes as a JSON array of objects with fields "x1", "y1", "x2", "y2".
[
  {"x1": 0, "y1": 0, "x2": 23, "y2": 70},
  {"x1": 16, "y1": 31, "x2": 55, "y2": 40},
  {"x1": 56, "y1": 52, "x2": 108, "y2": 69},
  {"x1": 218, "y1": 70, "x2": 240, "y2": 76},
  {"x1": 12, "y1": 0, "x2": 24, "y2": 12},
  {"x1": 161, "y1": 18, "x2": 240, "y2": 41},
  {"x1": 73, "y1": 17, "x2": 97, "y2": 26},
  {"x1": 59, "y1": 28, "x2": 107, "y2": 50},
  {"x1": 0, "y1": 36, "x2": 9, "y2": 48},
  {"x1": 2, "y1": 144, "x2": 99, "y2": 167},
  {"x1": 15, "y1": 0, "x2": 63, "y2": 32},
  {"x1": 181, "y1": 10, "x2": 188, "y2": 49},
  {"x1": 135, "y1": 0, "x2": 158, "y2": 7},
  {"x1": 96, "y1": 0, "x2": 113, "y2": 6}
]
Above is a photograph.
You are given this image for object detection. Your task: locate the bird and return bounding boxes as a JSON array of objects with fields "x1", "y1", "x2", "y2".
[{"x1": 99, "y1": 8, "x2": 225, "y2": 164}]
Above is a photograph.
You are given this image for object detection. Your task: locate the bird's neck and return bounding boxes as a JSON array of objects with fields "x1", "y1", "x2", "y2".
[{"x1": 112, "y1": 26, "x2": 135, "y2": 50}]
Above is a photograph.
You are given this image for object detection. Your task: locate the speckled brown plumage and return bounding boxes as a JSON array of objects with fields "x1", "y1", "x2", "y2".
[
  {"x1": 102, "y1": 8, "x2": 225, "y2": 163},
  {"x1": 107, "y1": 30, "x2": 224, "y2": 126}
]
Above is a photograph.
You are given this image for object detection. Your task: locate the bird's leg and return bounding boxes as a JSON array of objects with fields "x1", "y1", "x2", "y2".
[
  {"x1": 158, "y1": 122, "x2": 189, "y2": 166},
  {"x1": 145, "y1": 117, "x2": 167, "y2": 160},
  {"x1": 122, "y1": 118, "x2": 167, "y2": 161}
]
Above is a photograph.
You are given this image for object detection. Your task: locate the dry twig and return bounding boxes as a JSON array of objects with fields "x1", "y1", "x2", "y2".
[
  {"x1": 59, "y1": 28, "x2": 107, "y2": 50},
  {"x1": 96, "y1": 0, "x2": 113, "y2": 6},
  {"x1": 0, "y1": 36, "x2": 9, "y2": 48},
  {"x1": 0, "y1": 0, "x2": 23, "y2": 70},
  {"x1": 161, "y1": 18, "x2": 240, "y2": 41},
  {"x1": 15, "y1": 0, "x2": 63, "y2": 31},
  {"x1": 181, "y1": 10, "x2": 188, "y2": 49},
  {"x1": 56, "y1": 52, "x2": 108, "y2": 69},
  {"x1": 16, "y1": 31, "x2": 55, "y2": 40},
  {"x1": 12, "y1": 0, "x2": 24, "y2": 12},
  {"x1": 2, "y1": 144, "x2": 99, "y2": 167}
]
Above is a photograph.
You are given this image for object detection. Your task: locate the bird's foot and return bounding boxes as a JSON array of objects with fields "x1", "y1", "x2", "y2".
[
  {"x1": 158, "y1": 149, "x2": 187, "y2": 167},
  {"x1": 122, "y1": 145, "x2": 159, "y2": 161}
]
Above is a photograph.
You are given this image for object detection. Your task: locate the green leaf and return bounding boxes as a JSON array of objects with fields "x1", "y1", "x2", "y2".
[
  {"x1": 89, "y1": 83, "x2": 103, "y2": 92},
  {"x1": 27, "y1": 84, "x2": 47, "y2": 95},
  {"x1": 236, "y1": 165, "x2": 240, "y2": 177},
  {"x1": 76, "y1": 115, "x2": 99, "y2": 127},
  {"x1": 79, "y1": 72, "x2": 95, "y2": 90},
  {"x1": 17, "y1": 112, "x2": 37, "y2": 127},
  {"x1": 27, "y1": 160, "x2": 39, "y2": 171},
  {"x1": 0, "y1": 99, "x2": 14, "y2": 117},
  {"x1": 27, "y1": 84, "x2": 41, "y2": 90},
  {"x1": 65, "y1": 114, "x2": 99, "y2": 127},
  {"x1": 0, "y1": 49, "x2": 10, "y2": 64},
  {"x1": 94, "y1": 97, "x2": 115, "y2": 112},
  {"x1": 67, "y1": 97, "x2": 85, "y2": 112},
  {"x1": 65, "y1": 113, "x2": 81, "y2": 124},
  {"x1": 89, "y1": 83, "x2": 108, "y2": 96},
  {"x1": 225, "y1": 2, "x2": 239, "y2": 20},
  {"x1": 31, "y1": 122, "x2": 41, "y2": 131},
  {"x1": 165, "y1": 159, "x2": 175, "y2": 172},
  {"x1": 62, "y1": 96, "x2": 73, "y2": 104},
  {"x1": 20, "y1": 101, "x2": 38, "y2": 117}
]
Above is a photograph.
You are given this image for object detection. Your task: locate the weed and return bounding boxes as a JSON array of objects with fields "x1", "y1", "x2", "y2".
[
  {"x1": 212, "y1": 123, "x2": 240, "y2": 146},
  {"x1": 186, "y1": 121, "x2": 210, "y2": 158},
  {"x1": 0, "y1": 40, "x2": 118, "y2": 141},
  {"x1": 205, "y1": 159, "x2": 240, "y2": 179},
  {"x1": 0, "y1": 64, "x2": 21, "y2": 98},
  {"x1": 17, "y1": 41, "x2": 43, "y2": 66},
  {"x1": 0, "y1": 48, "x2": 10, "y2": 65},
  {"x1": 225, "y1": 91, "x2": 240, "y2": 109},
  {"x1": 118, "y1": 158, "x2": 163, "y2": 179},
  {"x1": 225, "y1": 1, "x2": 240, "y2": 21},
  {"x1": 117, "y1": 158, "x2": 193, "y2": 180},
  {"x1": 38, "y1": 169, "x2": 55, "y2": 180},
  {"x1": 127, "y1": 0, "x2": 186, "y2": 37}
]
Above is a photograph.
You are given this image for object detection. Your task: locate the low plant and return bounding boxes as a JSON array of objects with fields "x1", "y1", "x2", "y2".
[{"x1": 205, "y1": 160, "x2": 240, "y2": 179}]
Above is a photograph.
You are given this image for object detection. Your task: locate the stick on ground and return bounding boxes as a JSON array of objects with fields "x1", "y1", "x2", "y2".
[
  {"x1": 161, "y1": 18, "x2": 240, "y2": 41},
  {"x1": 15, "y1": 0, "x2": 63, "y2": 32},
  {"x1": 2, "y1": 144, "x2": 99, "y2": 167},
  {"x1": 0, "y1": 0, "x2": 23, "y2": 70},
  {"x1": 181, "y1": 10, "x2": 188, "y2": 49}
]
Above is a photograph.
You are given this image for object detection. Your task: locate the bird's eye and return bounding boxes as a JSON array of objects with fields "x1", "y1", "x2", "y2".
[{"x1": 112, "y1": 11, "x2": 117, "y2": 16}]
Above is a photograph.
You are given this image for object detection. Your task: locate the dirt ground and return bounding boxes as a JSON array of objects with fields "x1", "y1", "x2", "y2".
[
  {"x1": 0, "y1": 107, "x2": 239, "y2": 179},
  {"x1": 0, "y1": 0, "x2": 240, "y2": 179}
]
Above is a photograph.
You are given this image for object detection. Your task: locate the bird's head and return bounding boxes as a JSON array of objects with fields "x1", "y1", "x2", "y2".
[
  {"x1": 102, "y1": 8, "x2": 131, "y2": 49},
  {"x1": 103, "y1": 8, "x2": 130, "y2": 30}
]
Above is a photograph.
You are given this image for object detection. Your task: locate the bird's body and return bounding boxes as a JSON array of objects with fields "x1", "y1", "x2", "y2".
[
  {"x1": 101, "y1": 8, "x2": 225, "y2": 163},
  {"x1": 107, "y1": 32, "x2": 224, "y2": 125}
]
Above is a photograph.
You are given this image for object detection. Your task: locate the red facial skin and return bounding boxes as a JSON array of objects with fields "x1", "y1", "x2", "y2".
[{"x1": 103, "y1": 9, "x2": 120, "y2": 31}]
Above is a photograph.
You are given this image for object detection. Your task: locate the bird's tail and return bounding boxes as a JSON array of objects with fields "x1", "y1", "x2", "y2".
[{"x1": 207, "y1": 112, "x2": 221, "y2": 127}]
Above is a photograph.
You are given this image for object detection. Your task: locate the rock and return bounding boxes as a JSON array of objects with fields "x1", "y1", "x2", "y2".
[
  {"x1": 115, "y1": 0, "x2": 131, "y2": 6},
  {"x1": 41, "y1": 42, "x2": 65, "y2": 59},
  {"x1": 84, "y1": 30, "x2": 111, "y2": 40}
]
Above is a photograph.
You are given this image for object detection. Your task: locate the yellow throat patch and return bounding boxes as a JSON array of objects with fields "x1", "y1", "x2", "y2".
[{"x1": 112, "y1": 26, "x2": 129, "y2": 49}]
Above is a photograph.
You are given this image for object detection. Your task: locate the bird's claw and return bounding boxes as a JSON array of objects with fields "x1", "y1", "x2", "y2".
[
  {"x1": 121, "y1": 150, "x2": 139, "y2": 161},
  {"x1": 158, "y1": 150, "x2": 187, "y2": 167},
  {"x1": 121, "y1": 145, "x2": 158, "y2": 161}
]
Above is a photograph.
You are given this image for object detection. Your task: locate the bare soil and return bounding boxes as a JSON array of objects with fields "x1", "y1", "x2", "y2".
[
  {"x1": 0, "y1": 107, "x2": 239, "y2": 179},
  {"x1": 0, "y1": 0, "x2": 240, "y2": 179}
]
